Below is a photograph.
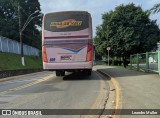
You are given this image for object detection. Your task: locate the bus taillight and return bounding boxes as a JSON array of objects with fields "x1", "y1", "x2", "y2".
[
  {"x1": 42, "y1": 46, "x2": 48, "y2": 62},
  {"x1": 86, "y1": 44, "x2": 92, "y2": 62}
]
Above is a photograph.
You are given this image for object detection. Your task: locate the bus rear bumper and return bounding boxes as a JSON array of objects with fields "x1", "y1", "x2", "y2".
[{"x1": 43, "y1": 61, "x2": 93, "y2": 70}]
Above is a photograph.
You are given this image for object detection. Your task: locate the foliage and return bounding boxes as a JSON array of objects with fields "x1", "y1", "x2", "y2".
[
  {"x1": 148, "y1": 3, "x2": 160, "y2": 14},
  {"x1": 0, "y1": 0, "x2": 42, "y2": 49},
  {"x1": 94, "y1": 3, "x2": 160, "y2": 67}
]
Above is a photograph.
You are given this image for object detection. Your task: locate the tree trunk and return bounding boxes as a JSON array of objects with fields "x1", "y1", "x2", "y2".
[{"x1": 123, "y1": 57, "x2": 127, "y2": 68}]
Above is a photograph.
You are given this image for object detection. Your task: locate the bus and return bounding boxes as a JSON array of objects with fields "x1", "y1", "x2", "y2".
[{"x1": 42, "y1": 11, "x2": 93, "y2": 76}]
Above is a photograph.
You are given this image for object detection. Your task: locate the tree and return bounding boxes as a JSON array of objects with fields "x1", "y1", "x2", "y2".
[
  {"x1": 149, "y1": 3, "x2": 160, "y2": 14},
  {"x1": 0, "y1": 0, "x2": 19, "y2": 39},
  {"x1": 93, "y1": 26, "x2": 106, "y2": 60},
  {"x1": 94, "y1": 3, "x2": 160, "y2": 67},
  {"x1": 0, "y1": 0, "x2": 42, "y2": 49}
]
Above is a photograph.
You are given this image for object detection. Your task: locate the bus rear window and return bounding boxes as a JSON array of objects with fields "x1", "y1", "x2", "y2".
[{"x1": 44, "y1": 12, "x2": 89, "y2": 32}]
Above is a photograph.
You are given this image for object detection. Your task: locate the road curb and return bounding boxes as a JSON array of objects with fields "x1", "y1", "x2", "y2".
[
  {"x1": 97, "y1": 70, "x2": 122, "y2": 117},
  {"x1": 0, "y1": 70, "x2": 44, "y2": 83},
  {"x1": 0, "y1": 69, "x2": 43, "y2": 79}
]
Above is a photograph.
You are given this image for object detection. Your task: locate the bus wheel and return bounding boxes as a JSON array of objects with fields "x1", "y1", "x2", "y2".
[
  {"x1": 60, "y1": 70, "x2": 65, "y2": 76},
  {"x1": 56, "y1": 71, "x2": 60, "y2": 76},
  {"x1": 83, "y1": 69, "x2": 92, "y2": 75},
  {"x1": 87, "y1": 69, "x2": 92, "y2": 76}
]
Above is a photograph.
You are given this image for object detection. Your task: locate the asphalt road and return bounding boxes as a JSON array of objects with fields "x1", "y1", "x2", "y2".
[{"x1": 0, "y1": 70, "x2": 109, "y2": 118}]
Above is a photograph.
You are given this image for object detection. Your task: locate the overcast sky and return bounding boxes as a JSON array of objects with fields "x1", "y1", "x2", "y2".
[{"x1": 39, "y1": 0, "x2": 160, "y2": 36}]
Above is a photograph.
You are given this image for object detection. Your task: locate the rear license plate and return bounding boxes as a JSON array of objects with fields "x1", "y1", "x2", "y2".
[{"x1": 61, "y1": 55, "x2": 72, "y2": 60}]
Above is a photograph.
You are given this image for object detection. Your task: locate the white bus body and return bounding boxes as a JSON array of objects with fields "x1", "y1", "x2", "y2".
[{"x1": 42, "y1": 11, "x2": 93, "y2": 76}]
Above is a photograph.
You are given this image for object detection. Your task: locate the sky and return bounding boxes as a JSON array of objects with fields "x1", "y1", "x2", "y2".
[{"x1": 39, "y1": 0, "x2": 160, "y2": 36}]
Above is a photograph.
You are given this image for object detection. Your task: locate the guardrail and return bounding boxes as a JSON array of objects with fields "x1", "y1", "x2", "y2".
[
  {"x1": 0, "y1": 69, "x2": 43, "y2": 79},
  {"x1": 130, "y1": 51, "x2": 160, "y2": 74}
]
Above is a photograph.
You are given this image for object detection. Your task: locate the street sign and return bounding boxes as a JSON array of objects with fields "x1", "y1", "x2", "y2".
[{"x1": 107, "y1": 47, "x2": 110, "y2": 51}]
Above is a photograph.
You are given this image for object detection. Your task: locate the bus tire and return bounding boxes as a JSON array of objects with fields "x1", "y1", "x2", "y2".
[
  {"x1": 87, "y1": 69, "x2": 92, "y2": 76},
  {"x1": 83, "y1": 69, "x2": 92, "y2": 75},
  {"x1": 61, "y1": 70, "x2": 65, "y2": 76},
  {"x1": 56, "y1": 71, "x2": 60, "y2": 76}
]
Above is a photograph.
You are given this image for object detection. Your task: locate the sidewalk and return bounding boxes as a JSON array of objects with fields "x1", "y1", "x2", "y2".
[{"x1": 95, "y1": 65, "x2": 160, "y2": 118}]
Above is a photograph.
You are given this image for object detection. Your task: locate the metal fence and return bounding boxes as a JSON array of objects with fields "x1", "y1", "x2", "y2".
[
  {"x1": 130, "y1": 51, "x2": 160, "y2": 74},
  {"x1": 0, "y1": 36, "x2": 39, "y2": 56}
]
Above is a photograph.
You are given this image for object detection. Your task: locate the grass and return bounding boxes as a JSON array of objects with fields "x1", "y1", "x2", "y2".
[{"x1": 0, "y1": 52, "x2": 42, "y2": 71}]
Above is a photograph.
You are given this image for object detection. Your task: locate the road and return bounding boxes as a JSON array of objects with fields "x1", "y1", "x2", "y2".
[{"x1": 0, "y1": 69, "x2": 110, "y2": 118}]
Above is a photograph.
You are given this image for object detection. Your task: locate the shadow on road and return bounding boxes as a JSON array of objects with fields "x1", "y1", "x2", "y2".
[{"x1": 63, "y1": 71, "x2": 98, "y2": 81}]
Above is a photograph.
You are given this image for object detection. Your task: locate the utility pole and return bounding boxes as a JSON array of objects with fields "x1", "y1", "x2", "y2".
[
  {"x1": 18, "y1": 2, "x2": 40, "y2": 66},
  {"x1": 18, "y1": 3, "x2": 25, "y2": 66}
]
